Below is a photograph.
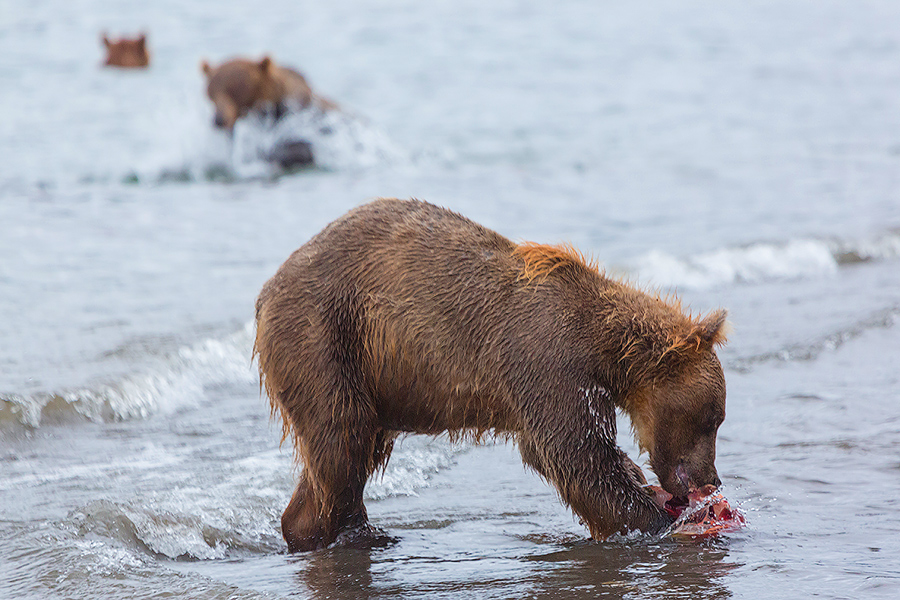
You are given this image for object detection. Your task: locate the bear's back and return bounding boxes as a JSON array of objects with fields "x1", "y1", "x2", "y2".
[{"x1": 264, "y1": 198, "x2": 516, "y2": 303}]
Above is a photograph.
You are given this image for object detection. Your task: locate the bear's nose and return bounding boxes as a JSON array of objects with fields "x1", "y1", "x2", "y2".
[{"x1": 213, "y1": 113, "x2": 227, "y2": 128}]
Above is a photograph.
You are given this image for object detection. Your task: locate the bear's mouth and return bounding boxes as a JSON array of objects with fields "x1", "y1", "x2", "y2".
[
  {"x1": 648, "y1": 485, "x2": 689, "y2": 517},
  {"x1": 663, "y1": 494, "x2": 690, "y2": 518}
]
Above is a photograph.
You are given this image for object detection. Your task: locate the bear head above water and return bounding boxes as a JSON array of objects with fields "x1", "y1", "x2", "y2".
[
  {"x1": 101, "y1": 32, "x2": 149, "y2": 69},
  {"x1": 200, "y1": 56, "x2": 336, "y2": 132}
]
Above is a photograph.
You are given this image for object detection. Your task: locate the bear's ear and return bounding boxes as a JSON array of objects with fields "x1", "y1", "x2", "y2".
[
  {"x1": 690, "y1": 309, "x2": 729, "y2": 349},
  {"x1": 138, "y1": 33, "x2": 146, "y2": 48},
  {"x1": 200, "y1": 59, "x2": 212, "y2": 77},
  {"x1": 662, "y1": 309, "x2": 728, "y2": 365},
  {"x1": 102, "y1": 33, "x2": 111, "y2": 48},
  {"x1": 259, "y1": 56, "x2": 273, "y2": 75}
]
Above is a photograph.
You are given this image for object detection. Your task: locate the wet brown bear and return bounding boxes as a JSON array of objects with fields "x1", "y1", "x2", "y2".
[
  {"x1": 101, "y1": 32, "x2": 149, "y2": 68},
  {"x1": 200, "y1": 56, "x2": 336, "y2": 131},
  {"x1": 254, "y1": 198, "x2": 729, "y2": 552}
]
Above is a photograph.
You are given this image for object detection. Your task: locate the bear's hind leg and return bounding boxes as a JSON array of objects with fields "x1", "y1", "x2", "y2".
[
  {"x1": 281, "y1": 458, "x2": 372, "y2": 552},
  {"x1": 282, "y1": 473, "x2": 330, "y2": 552},
  {"x1": 281, "y1": 404, "x2": 389, "y2": 551}
]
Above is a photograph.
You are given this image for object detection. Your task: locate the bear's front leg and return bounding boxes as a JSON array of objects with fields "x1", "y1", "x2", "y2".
[
  {"x1": 520, "y1": 383, "x2": 672, "y2": 539},
  {"x1": 551, "y1": 435, "x2": 672, "y2": 538}
]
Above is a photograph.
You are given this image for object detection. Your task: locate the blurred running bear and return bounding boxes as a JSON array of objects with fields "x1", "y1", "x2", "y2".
[
  {"x1": 200, "y1": 56, "x2": 336, "y2": 132},
  {"x1": 254, "y1": 198, "x2": 730, "y2": 552},
  {"x1": 101, "y1": 32, "x2": 149, "y2": 68}
]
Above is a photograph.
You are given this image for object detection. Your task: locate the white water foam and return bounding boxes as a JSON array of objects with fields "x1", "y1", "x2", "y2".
[
  {"x1": 365, "y1": 436, "x2": 467, "y2": 500},
  {"x1": 247, "y1": 105, "x2": 407, "y2": 171},
  {"x1": 65, "y1": 439, "x2": 464, "y2": 560},
  {"x1": 70, "y1": 465, "x2": 288, "y2": 560},
  {"x1": 630, "y1": 239, "x2": 839, "y2": 291},
  {"x1": 0, "y1": 322, "x2": 257, "y2": 431},
  {"x1": 629, "y1": 230, "x2": 900, "y2": 291},
  {"x1": 175, "y1": 105, "x2": 408, "y2": 181},
  {"x1": 830, "y1": 229, "x2": 900, "y2": 264},
  {"x1": 98, "y1": 96, "x2": 408, "y2": 185}
]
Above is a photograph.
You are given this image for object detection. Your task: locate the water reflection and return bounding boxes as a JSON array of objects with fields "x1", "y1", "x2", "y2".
[
  {"x1": 292, "y1": 536, "x2": 741, "y2": 599},
  {"x1": 526, "y1": 540, "x2": 740, "y2": 599},
  {"x1": 295, "y1": 546, "x2": 377, "y2": 600}
]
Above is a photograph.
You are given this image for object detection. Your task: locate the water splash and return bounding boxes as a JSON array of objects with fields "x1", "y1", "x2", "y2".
[{"x1": 157, "y1": 105, "x2": 410, "y2": 183}]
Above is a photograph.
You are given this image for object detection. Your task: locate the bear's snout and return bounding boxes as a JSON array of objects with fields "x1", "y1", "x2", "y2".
[
  {"x1": 674, "y1": 462, "x2": 721, "y2": 495},
  {"x1": 213, "y1": 113, "x2": 228, "y2": 129}
]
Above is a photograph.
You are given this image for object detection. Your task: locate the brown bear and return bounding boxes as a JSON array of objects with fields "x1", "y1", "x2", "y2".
[
  {"x1": 101, "y1": 33, "x2": 149, "y2": 68},
  {"x1": 200, "y1": 56, "x2": 337, "y2": 131},
  {"x1": 254, "y1": 198, "x2": 729, "y2": 552}
]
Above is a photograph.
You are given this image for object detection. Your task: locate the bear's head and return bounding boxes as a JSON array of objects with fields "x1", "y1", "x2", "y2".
[
  {"x1": 625, "y1": 310, "x2": 729, "y2": 501},
  {"x1": 200, "y1": 57, "x2": 286, "y2": 131},
  {"x1": 102, "y1": 33, "x2": 149, "y2": 68}
]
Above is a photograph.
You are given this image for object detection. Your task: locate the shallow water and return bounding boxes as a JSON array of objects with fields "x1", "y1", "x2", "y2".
[{"x1": 2, "y1": 1, "x2": 900, "y2": 598}]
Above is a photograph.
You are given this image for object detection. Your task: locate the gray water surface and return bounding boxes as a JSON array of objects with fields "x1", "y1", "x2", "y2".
[{"x1": 2, "y1": 1, "x2": 899, "y2": 598}]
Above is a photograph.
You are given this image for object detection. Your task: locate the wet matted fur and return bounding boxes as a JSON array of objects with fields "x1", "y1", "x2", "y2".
[{"x1": 254, "y1": 198, "x2": 728, "y2": 551}]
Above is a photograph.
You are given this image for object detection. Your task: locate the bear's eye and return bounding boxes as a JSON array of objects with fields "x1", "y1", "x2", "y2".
[{"x1": 701, "y1": 406, "x2": 724, "y2": 434}]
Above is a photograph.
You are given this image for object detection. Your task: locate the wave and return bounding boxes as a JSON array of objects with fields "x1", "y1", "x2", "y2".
[
  {"x1": 627, "y1": 229, "x2": 900, "y2": 290},
  {"x1": 0, "y1": 323, "x2": 257, "y2": 433},
  {"x1": 729, "y1": 304, "x2": 900, "y2": 372},
  {"x1": 366, "y1": 436, "x2": 469, "y2": 500},
  {"x1": 70, "y1": 497, "x2": 283, "y2": 560},
  {"x1": 829, "y1": 228, "x2": 900, "y2": 265},
  {"x1": 64, "y1": 438, "x2": 464, "y2": 560}
]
